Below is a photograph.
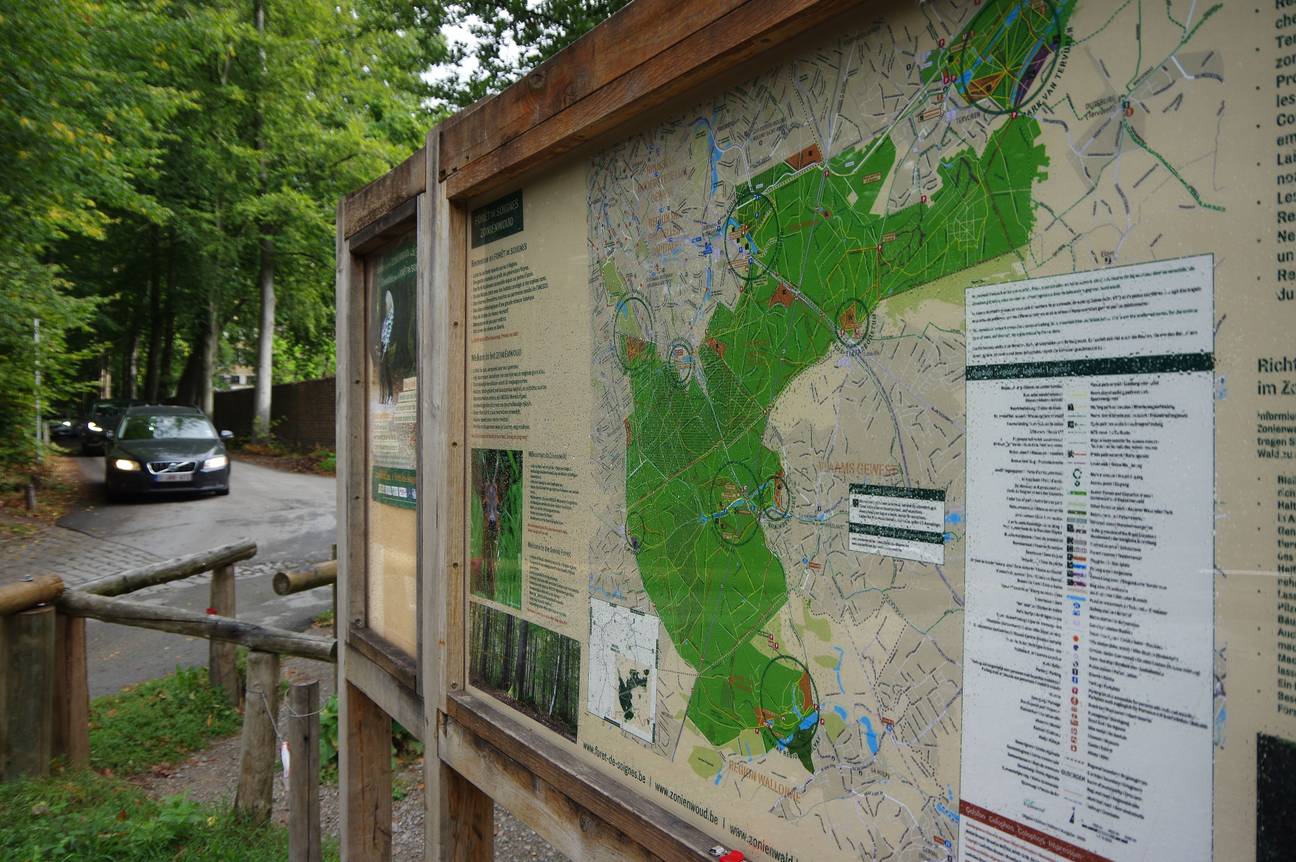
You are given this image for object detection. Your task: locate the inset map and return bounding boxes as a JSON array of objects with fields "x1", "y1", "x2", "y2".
[
  {"x1": 588, "y1": 598, "x2": 659, "y2": 743},
  {"x1": 470, "y1": 448, "x2": 523, "y2": 608}
]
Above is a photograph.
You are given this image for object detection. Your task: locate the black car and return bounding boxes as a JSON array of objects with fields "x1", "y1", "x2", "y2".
[
  {"x1": 81, "y1": 398, "x2": 141, "y2": 454},
  {"x1": 104, "y1": 405, "x2": 233, "y2": 501}
]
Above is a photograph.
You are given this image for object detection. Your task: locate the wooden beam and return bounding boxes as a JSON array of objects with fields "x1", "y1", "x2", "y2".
[
  {"x1": 441, "y1": 719, "x2": 659, "y2": 862},
  {"x1": 343, "y1": 149, "x2": 426, "y2": 239},
  {"x1": 447, "y1": 691, "x2": 714, "y2": 860},
  {"x1": 344, "y1": 681, "x2": 392, "y2": 861},
  {"x1": 437, "y1": 0, "x2": 745, "y2": 178},
  {"x1": 273, "y1": 561, "x2": 337, "y2": 596},
  {"x1": 442, "y1": 0, "x2": 865, "y2": 200},
  {"x1": 345, "y1": 643, "x2": 423, "y2": 741},
  {"x1": 79, "y1": 540, "x2": 256, "y2": 597},
  {"x1": 57, "y1": 591, "x2": 336, "y2": 662},
  {"x1": 235, "y1": 651, "x2": 281, "y2": 822},
  {"x1": 52, "y1": 613, "x2": 90, "y2": 769},
  {"x1": 288, "y1": 680, "x2": 322, "y2": 862},
  {"x1": 0, "y1": 606, "x2": 55, "y2": 781},
  {"x1": 0, "y1": 574, "x2": 63, "y2": 616},
  {"x1": 209, "y1": 564, "x2": 240, "y2": 705},
  {"x1": 349, "y1": 624, "x2": 418, "y2": 694}
]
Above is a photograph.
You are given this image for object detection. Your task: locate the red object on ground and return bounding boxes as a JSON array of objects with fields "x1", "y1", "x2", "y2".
[
  {"x1": 206, "y1": 607, "x2": 218, "y2": 615},
  {"x1": 720, "y1": 852, "x2": 745, "y2": 862}
]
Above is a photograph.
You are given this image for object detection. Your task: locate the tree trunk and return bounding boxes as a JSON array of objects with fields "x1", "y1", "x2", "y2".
[
  {"x1": 513, "y1": 619, "x2": 529, "y2": 702},
  {"x1": 548, "y1": 636, "x2": 562, "y2": 716},
  {"x1": 200, "y1": 297, "x2": 218, "y2": 416},
  {"x1": 120, "y1": 330, "x2": 138, "y2": 399},
  {"x1": 158, "y1": 282, "x2": 177, "y2": 400},
  {"x1": 253, "y1": 235, "x2": 274, "y2": 438},
  {"x1": 143, "y1": 246, "x2": 163, "y2": 401},
  {"x1": 251, "y1": 0, "x2": 274, "y2": 440},
  {"x1": 478, "y1": 608, "x2": 491, "y2": 682},
  {"x1": 499, "y1": 613, "x2": 515, "y2": 693}
]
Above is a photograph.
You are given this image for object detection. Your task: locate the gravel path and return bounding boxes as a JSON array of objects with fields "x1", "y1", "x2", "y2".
[{"x1": 132, "y1": 655, "x2": 567, "y2": 860}]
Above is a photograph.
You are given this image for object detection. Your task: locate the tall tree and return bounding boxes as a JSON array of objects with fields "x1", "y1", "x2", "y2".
[
  {"x1": 431, "y1": 0, "x2": 632, "y2": 107},
  {"x1": 0, "y1": 0, "x2": 187, "y2": 463}
]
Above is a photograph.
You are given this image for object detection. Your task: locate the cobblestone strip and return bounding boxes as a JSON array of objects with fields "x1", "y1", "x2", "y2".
[{"x1": 0, "y1": 522, "x2": 161, "y2": 588}]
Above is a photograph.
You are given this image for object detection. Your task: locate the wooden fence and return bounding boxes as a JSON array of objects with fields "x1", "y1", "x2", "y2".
[{"x1": 0, "y1": 543, "x2": 338, "y2": 862}]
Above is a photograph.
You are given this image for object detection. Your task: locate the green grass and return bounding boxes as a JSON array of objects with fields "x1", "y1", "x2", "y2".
[
  {"x1": 0, "y1": 771, "x2": 338, "y2": 861},
  {"x1": 89, "y1": 667, "x2": 242, "y2": 776}
]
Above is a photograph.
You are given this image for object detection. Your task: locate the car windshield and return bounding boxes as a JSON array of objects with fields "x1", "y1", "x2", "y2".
[{"x1": 118, "y1": 415, "x2": 216, "y2": 441}]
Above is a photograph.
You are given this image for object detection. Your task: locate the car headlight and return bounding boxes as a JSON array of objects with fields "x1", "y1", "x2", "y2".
[
  {"x1": 113, "y1": 458, "x2": 140, "y2": 472},
  {"x1": 87, "y1": 421, "x2": 102, "y2": 432},
  {"x1": 202, "y1": 455, "x2": 229, "y2": 472},
  {"x1": 61, "y1": 420, "x2": 71, "y2": 427}
]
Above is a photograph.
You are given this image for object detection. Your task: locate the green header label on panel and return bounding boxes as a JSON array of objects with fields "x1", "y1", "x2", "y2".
[
  {"x1": 372, "y1": 465, "x2": 416, "y2": 509},
  {"x1": 470, "y1": 190, "x2": 523, "y2": 248}
]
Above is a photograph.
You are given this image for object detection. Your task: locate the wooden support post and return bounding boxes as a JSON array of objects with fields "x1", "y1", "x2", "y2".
[
  {"x1": 0, "y1": 605, "x2": 55, "y2": 781},
  {"x1": 287, "y1": 680, "x2": 321, "y2": 862},
  {"x1": 235, "y1": 651, "x2": 280, "y2": 821},
  {"x1": 443, "y1": 760, "x2": 493, "y2": 862},
  {"x1": 209, "y1": 563, "x2": 239, "y2": 706},
  {"x1": 52, "y1": 613, "x2": 90, "y2": 768},
  {"x1": 344, "y1": 681, "x2": 392, "y2": 861}
]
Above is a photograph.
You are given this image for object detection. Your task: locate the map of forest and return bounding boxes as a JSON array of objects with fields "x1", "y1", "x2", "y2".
[{"x1": 584, "y1": 0, "x2": 1227, "y2": 857}]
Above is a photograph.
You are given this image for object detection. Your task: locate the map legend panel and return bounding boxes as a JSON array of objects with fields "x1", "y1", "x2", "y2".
[{"x1": 961, "y1": 257, "x2": 1215, "y2": 862}]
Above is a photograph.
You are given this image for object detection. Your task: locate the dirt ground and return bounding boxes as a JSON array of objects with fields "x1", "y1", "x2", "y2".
[{"x1": 131, "y1": 654, "x2": 567, "y2": 861}]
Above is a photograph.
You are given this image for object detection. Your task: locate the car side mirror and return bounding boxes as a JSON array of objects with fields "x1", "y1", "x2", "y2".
[{"x1": 220, "y1": 430, "x2": 234, "y2": 440}]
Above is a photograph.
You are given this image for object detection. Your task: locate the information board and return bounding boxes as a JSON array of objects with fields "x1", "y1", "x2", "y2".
[
  {"x1": 463, "y1": 2, "x2": 1295, "y2": 859},
  {"x1": 366, "y1": 234, "x2": 418, "y2": 654}
]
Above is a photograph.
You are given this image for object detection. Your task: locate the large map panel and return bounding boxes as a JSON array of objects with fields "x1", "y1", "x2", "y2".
[{"x1": 465, "y1": 1, "x2": 1295, "y2": 859}]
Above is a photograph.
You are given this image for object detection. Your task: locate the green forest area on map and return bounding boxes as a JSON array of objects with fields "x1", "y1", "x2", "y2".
[{"x1": 608, "y1": 0, "x2": 1063, "y2": 773}]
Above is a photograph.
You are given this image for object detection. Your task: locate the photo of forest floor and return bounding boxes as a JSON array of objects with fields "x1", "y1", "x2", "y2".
[
  {"x1": 470, "y1": 602, "x2": 580, "y2": 740},
  {"x1": 470, "y1": 448, "x2": 523, "y2": 608}
]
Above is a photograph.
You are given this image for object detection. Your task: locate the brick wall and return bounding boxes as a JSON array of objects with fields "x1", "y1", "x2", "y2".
[{"x1": 213, "y1": 376, "x2": 335, "y2": 450}]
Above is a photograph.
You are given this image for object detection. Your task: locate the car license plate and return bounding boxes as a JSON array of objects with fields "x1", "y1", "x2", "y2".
[{"x1": 155, "y1": 473, "x2": 192, "y2": 483}]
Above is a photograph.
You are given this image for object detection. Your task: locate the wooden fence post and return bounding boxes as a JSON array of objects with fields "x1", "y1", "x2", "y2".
[
  {"x1": 0, "y1": 605, "x2": 55, "y2": 781},
  {"x1": 52, "y1": 613, "x2": 90, "y2": 768},
  {"x1": 209, "y1": 563, "x2": 239, "y2": 706},
  {"x1": 288, "y1": 680, "x2": 321, "y2": 862},
  {"x1": 235, "y1": 650, "x2": 280, "y2": 821}
]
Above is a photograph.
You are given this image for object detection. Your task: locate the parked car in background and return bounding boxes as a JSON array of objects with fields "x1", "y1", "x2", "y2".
[
  {"x1": 49, "y1": 415, "x2": 78, "y2": 442},
  {"x1": 104, "y1": 405, "x2": 233, "y2": 501},
  {"x1": 80, "y1": 398, "x2": 141, "y2": 454}
]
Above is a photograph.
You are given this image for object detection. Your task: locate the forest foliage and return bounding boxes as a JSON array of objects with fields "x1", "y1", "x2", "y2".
[
  {"x1": 0, "y1": 0, "x2": 623, "y2": 470},
  {"x1": 470, "y1": 603, "x2": 581, "y2": 739}
]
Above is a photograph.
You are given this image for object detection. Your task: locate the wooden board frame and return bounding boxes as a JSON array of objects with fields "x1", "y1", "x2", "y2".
[{"x1": 336, "y1": 2, "x2": 872, "y2": 858}]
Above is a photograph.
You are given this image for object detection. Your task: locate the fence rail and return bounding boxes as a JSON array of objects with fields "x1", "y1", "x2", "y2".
[{"x1": 0, "y1": 539, "x2": 334, "y2": 848}]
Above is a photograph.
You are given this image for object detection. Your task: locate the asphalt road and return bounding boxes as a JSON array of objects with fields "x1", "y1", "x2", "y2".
[{"x1": 61, "y1": 456, "x2": 336, "y2": 696}]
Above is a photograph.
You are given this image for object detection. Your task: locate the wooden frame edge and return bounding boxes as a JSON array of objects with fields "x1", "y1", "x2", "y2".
[
  {"x1": 440, "y1": 0, "x2": 866, "y2": 200},
  {"x1": 446, "y1": 691, "x2": 715, "y2": 861}
]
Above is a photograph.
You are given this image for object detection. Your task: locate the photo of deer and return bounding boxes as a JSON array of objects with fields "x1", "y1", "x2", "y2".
[{"x1": 470, "y1": 448, "x2": 523, "y2": 608}]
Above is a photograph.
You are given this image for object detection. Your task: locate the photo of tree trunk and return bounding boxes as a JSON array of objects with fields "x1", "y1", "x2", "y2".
[
  {"x1": 470, "y1": 448, "x2": 523, "y2": 608},
  {"x1": 469, "y1": 602, "x2": 580, "y2": 741}
]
